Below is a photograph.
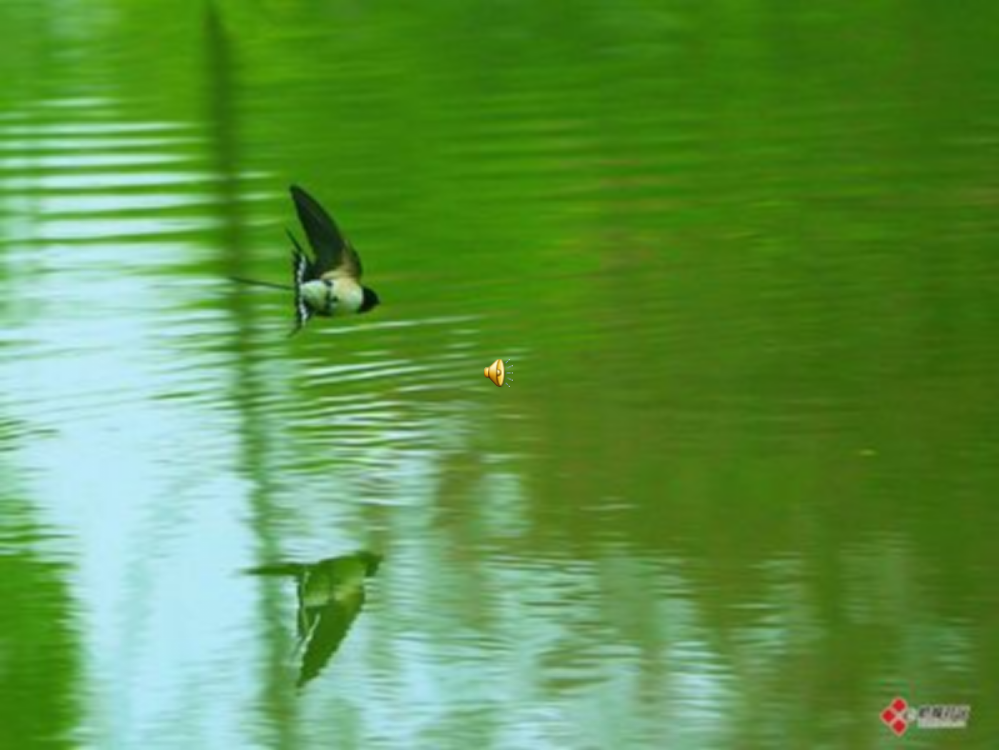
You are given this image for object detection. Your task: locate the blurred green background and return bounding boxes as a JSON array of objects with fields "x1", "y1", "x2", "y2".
[{"x1": 1, "y1": 1, "x2": 997, "y2": 748}]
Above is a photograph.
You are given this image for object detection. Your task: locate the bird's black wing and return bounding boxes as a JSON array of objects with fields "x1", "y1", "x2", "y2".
[{"x1": 290, "y1": 185, "x2": 363, "y2": 279}]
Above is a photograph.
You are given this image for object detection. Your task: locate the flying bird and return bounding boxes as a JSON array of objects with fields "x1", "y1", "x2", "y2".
[{"x1": 231, "y1": 185, "x2": 381, "y2": 333}]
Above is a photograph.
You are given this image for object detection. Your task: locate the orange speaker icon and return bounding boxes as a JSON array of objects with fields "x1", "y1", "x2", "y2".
[
  {"x1": 484, "y1": 359, "x2": 504, "y2": 387},
  {"x1": 484, "y1": 359, "x2": 513, "y2": 387}
]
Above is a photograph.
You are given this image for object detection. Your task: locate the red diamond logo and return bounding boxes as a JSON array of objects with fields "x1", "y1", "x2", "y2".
[{"x1": 881, "y1": 697, "x2": 909, "y2": 736}]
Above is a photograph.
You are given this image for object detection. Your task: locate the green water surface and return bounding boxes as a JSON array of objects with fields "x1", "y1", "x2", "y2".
[{"x1": 1, "y1": 2, "x2": 997, "y2": 748}]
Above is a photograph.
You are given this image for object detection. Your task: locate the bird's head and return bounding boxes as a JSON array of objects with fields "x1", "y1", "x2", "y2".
[{"x1": 359, "y1": 287, "x2": 380, "y2": 313}]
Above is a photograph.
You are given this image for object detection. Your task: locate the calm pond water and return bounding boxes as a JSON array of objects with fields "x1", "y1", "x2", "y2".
[{"x1": 1, "y1": 2, "x2": 998, "y2": 749}]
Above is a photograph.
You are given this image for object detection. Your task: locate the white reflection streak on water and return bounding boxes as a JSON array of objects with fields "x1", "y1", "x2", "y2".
[
  {"x1": 0, "y1": 153, "x2": 194, "y2": 170},
  {"x1": 0, "y1": 136, "x2": 203, "y2": 153},
  {"x1": 0, "y1": 117, "x2": 260, "y2": 749}
]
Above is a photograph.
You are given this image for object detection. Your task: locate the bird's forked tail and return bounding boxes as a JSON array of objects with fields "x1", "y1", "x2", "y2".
[{"x1": 289, "y1": 230, "x2": 313, "y2": 336}]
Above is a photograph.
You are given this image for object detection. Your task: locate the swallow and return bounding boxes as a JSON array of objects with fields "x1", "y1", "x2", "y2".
[
  {"x1": 244, "y1": 550, "x2": 382, "y2": 688},
  {"x1": 231, "y1": 185, "x2": 381, "y2": 334}
]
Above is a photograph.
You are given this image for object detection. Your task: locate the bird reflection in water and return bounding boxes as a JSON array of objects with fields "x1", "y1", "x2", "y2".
[{"x1": 245, "y1": 550, "x2": 382, "y2": 688}]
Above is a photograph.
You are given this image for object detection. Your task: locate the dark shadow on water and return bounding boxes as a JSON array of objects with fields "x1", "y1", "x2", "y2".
[
  {"x1": 203, "y1": 4, "x2": 297, "y2": 746},
  {"x1": 245, "y1": 551, "x2": 383, "y2": 690}
]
